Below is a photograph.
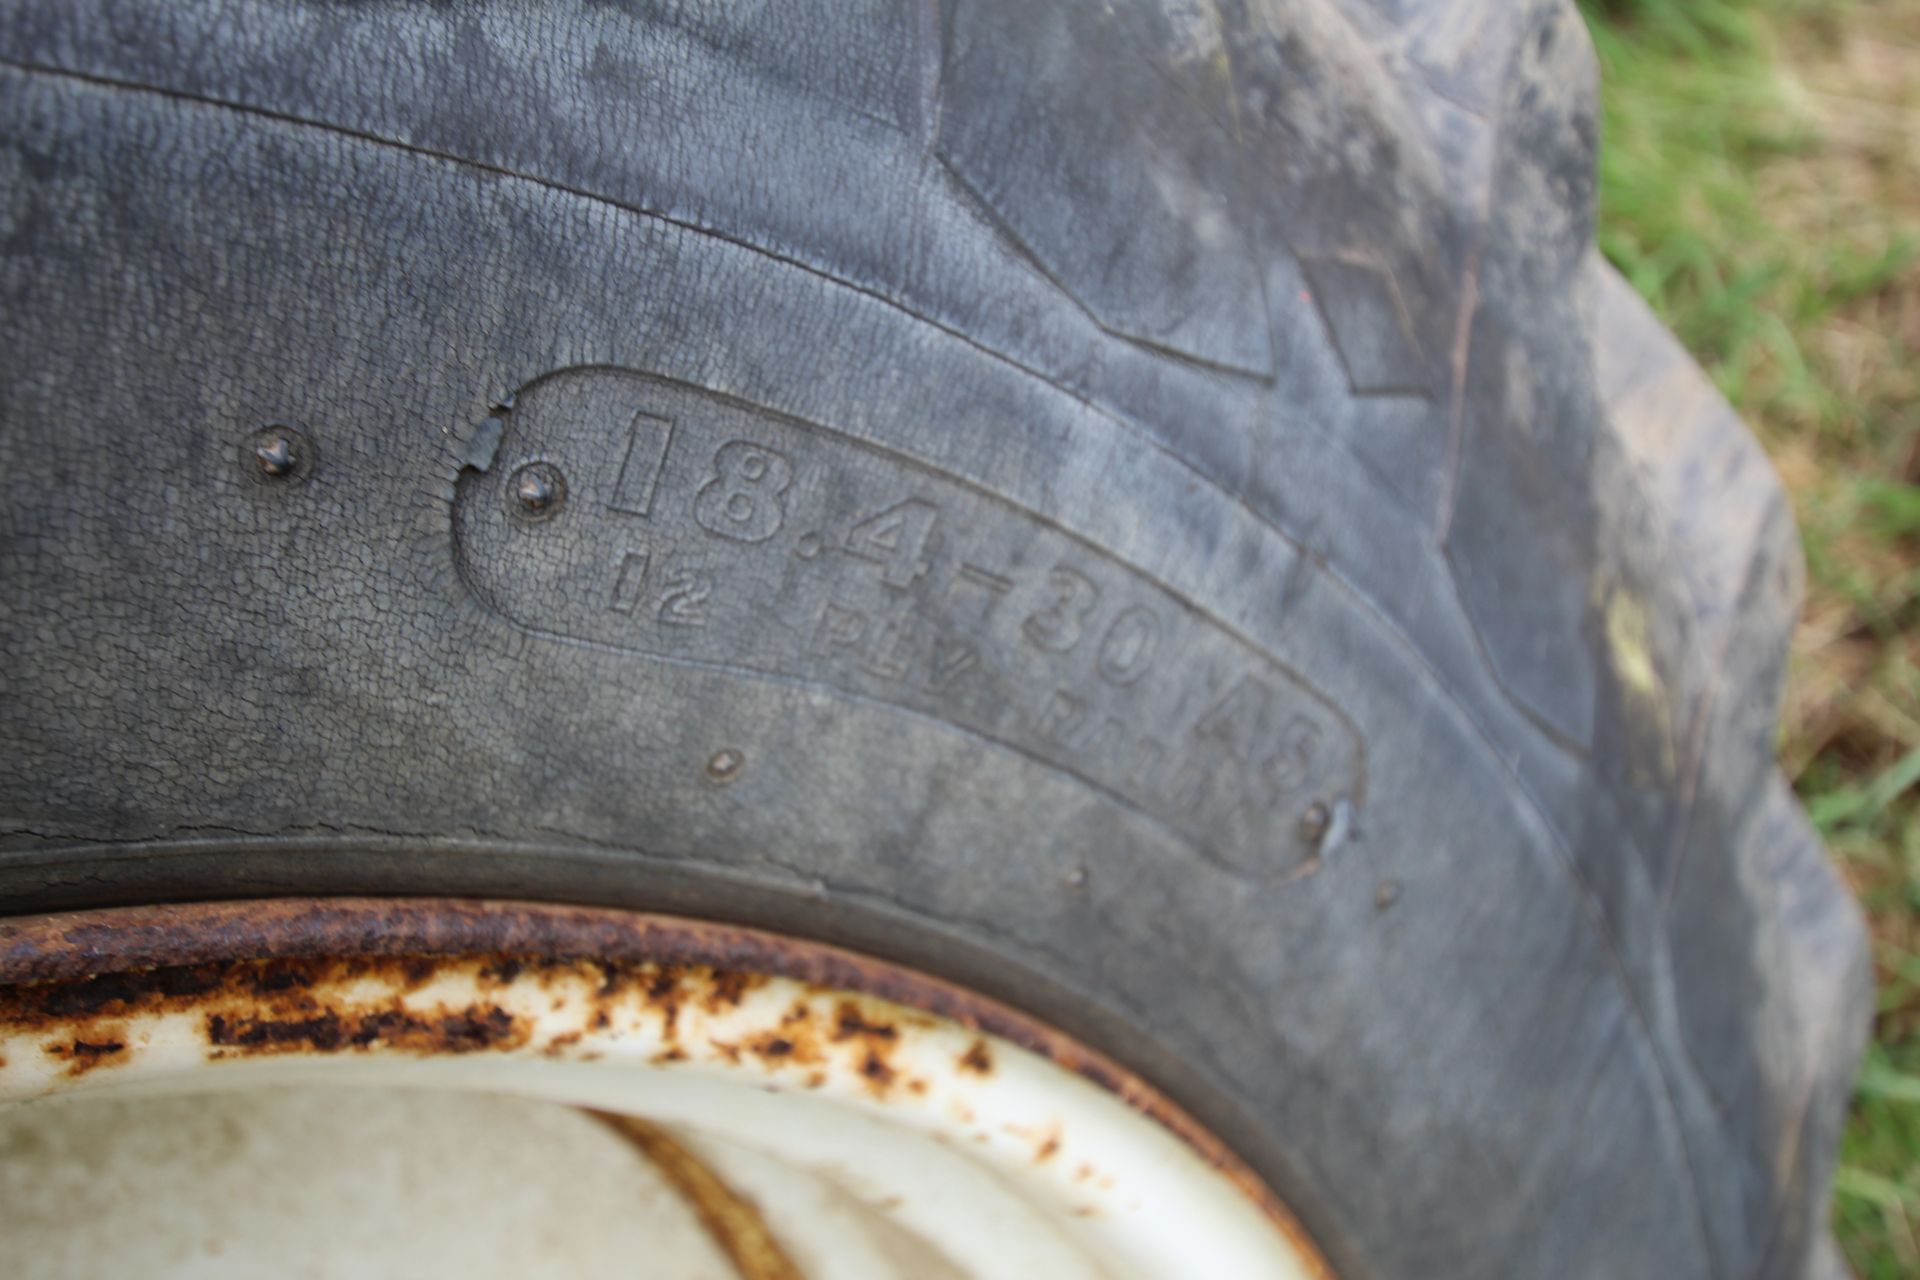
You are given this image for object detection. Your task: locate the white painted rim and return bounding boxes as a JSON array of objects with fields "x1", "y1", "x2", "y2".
[{"x1": 0, "y1": 910, "x2": 1331, "y2": 1280}]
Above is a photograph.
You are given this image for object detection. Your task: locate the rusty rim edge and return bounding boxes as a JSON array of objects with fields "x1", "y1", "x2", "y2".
[{"x1": 0, "y1": 896, "x2": 1330, "y2": 1276}]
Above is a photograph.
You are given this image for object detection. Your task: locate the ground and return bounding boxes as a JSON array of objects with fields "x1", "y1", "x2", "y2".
[{"x1": 1579, "y1": 1, "x2": 1920, "y2": 1273}]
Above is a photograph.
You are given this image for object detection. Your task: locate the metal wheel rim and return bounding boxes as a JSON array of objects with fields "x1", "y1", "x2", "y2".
[{"x1": 0, "y1": 898, "x2": 1332, "y2": 1280}]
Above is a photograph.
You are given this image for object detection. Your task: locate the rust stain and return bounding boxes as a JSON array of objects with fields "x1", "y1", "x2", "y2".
[
  {"x1": 206, "y1": 1004, "x2": 523, "y2": 1056},
  {"x1": 958, "y1": 1038, "x2": 993, "y2": 1075},
  {"x1": 591, "y1": 1111, "x2": 803, "y2": 1280},
  {"x1": 831, "y1": 1000, "x2": 898, "y2": 1043},
  {"x1": 645, "y1": 971, "x2": 683, "y2": 1041},
  {"x1": 859, "y1": 1048, "x2": 896, "y2": 1091},
  {"x1": 480, "y1": 958, "x2": 525, "y2": 985},
  {"x1": 41, "y1": 1023, "x2": 130, "y2": 1077},
  {"x1": 747, "y1": 1028, "x2": 821, "y2": 1068},
  {"x1": 0, "y1": 898, "x2": 1334, "y2": 1280},
  {"x1": 701, "y1": 968, "x2": 766, "y2": 1012},
  {"x1": 542, "y1": 1029, "x2": 584, "y2": 1057},
  {"x1": 0, "y1": 956, "x2": 536, "y2": 1065},
  {"x1": 1002, "y1": 1119, "x2": 1065, "y2": 1165}
]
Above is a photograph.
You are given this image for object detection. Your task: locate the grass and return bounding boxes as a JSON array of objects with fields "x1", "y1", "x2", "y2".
[{"x1": 1578, "y1": 0, "x2": 1920, "y2": 1272}]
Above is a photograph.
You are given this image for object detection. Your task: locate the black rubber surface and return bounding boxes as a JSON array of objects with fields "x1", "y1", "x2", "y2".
[{"x1": 0, "y1": 2, "x2": 1870, "y2": 1276}]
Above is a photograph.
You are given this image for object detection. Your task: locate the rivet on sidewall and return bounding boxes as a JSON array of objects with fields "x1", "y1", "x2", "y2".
[
  {"x1": 706, "y1": 748, "x2": 745, "y2": 784},
  {"x1": 508, "y1": 460, "x2": 567, "y2": 523},
  {"x1": 1297, "y1": 801, "x2": 1331, "y2": 846},
  {"x1": 244, "y1": 423, "x2": 313, "y2": 485}
]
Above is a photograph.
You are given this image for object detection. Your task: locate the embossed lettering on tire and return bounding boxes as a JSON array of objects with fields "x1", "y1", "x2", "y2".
[{"x1": 453, "y1": 368, "x2": 1364, "y2": 876}]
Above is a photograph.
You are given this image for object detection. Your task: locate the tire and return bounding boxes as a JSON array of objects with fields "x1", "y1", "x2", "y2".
[{"x1": 0, "y1": 2, "x2": 1870, "y2": 1276}]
